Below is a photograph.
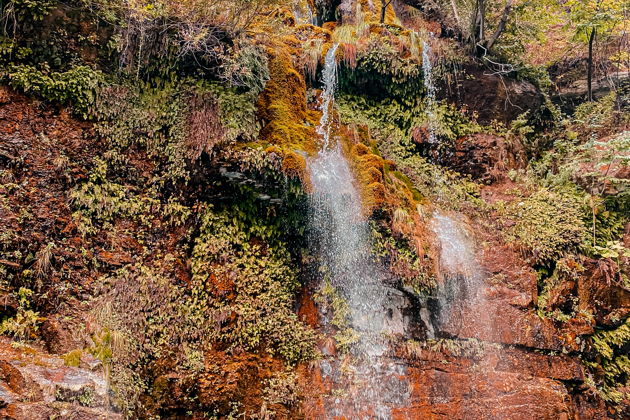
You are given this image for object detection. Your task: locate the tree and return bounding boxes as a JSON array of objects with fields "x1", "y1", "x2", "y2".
[
  {"x1": 566, "y1": 0, "x2": 625, "y2": 101},
  {"x1": 470, "y1": 0, "x2": 513, "y2": 56},
  {"x1": 429, "y1": 0, "x2": 517, "y2": 56}
]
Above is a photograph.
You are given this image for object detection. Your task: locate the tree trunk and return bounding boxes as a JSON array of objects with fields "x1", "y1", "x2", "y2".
[
  {"x1": 381, "y1": 1, "x2": 391, "y2": 24},
  {"x1": 484, "y1": 0, "x2": 513, "y2": 53},
  {"x1": 471, "y1": 0, "x2": 486, "y2": 54},
  {"x1": 478, "y1": 0, "x2": 485, "y2": 42},
  {"x1": 587, "y1": 27, "x2": 596, "y2": 101},
  {"x1": 450, "y1": 0, "x2": 461, "y2": 28}
]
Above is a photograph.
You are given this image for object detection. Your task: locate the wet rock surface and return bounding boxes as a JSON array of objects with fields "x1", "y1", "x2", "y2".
[{"x1": 0, "y1": 338, "x2": 117, "y2": 420}]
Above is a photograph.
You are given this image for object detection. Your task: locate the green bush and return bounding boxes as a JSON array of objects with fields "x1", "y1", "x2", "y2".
[
  {"x1": 10, "y1": 0, "x2": 56, "y2": 21},
  {"x1": 191, "y1": 210, "x2": 317, "y2": 364},
  {"x1": 497, "y1": 188, "x2": 587, "y2": 264},
  {"x1": 586, "y1": 318, "x2": 630, "y2": 403},
  {"x1": 2, "y1": 64, "x2": 103, "y2": 117}
]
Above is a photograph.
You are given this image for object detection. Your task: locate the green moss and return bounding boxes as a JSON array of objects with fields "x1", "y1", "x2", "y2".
[{"x1": 63, "y1": 349, "x2": 83, "y2": 367}]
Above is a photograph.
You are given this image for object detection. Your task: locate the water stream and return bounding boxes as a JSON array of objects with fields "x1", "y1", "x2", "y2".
[
  {"x1": 429, "y1": 212, "x2": 491, "y2": 339},
  {"x1": 422, "y1": 38, "x2": 437, "y2": 144},
  {"x1": 307, "y1": 44, "x2": 409, "y2": 419}
]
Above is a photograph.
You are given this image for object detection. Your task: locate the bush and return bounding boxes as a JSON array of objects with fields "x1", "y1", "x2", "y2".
[
  {"x1": 0, "y1": 287, "x2": 41, "y2": 341},
  {"x1": 497, "y1": 187, "x2": 587, "y2": 264},
  {"x1": 2, "y1": 64, "x2": 103, "y2": 117},
  {"x1": 191, "y1": 210, "x2": 317, "y2": 364},
  {"x1": 586, "y1": 318, "x2": 630, "y2": 403}
]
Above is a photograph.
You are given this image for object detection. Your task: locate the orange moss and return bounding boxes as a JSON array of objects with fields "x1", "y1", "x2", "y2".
[
  {"x1": 282, "y1": 150, "x2": 312, "y2": 187},
  {"x1": 365, "y1": 166, "x2": 383, "y2": 184},
  {"x1": 256, "y1": 45, "x2": 319, "y2": 154},
  {"x1": 322, "y1": 22, "x2": 337, "y2": 32},
  {"x1": 384, "y1": 159, "x2": 397, "y2": 171},
  {"x1": 345, "y1": 137, "x2": 387, "y2": 213},
  {"x1": 295, "y1": 24, "x2": 332, "y2": 41},
  {"x1": 366, "y1": 181, "x2": 386, "y2": 208},
  {"x1": 352, "y1": 143, "x2": 370, "y2": 156}
]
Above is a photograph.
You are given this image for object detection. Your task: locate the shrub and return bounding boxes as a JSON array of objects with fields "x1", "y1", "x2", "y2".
[
  {"x1": 191, "y1": 210, "x2": 318, "y2": 364},
  {"x1": 497, "y1": 188, "x2": 587, "y2": 264},
  {"x1": 2, "y1": 64, "x2": 104, "y2": 117},
  {"x1": 585, "y1": 318, "x2": 630, "y2": 403},
  {"x1": 0, "y1": 287, "x2": 41, "y2": 341}
]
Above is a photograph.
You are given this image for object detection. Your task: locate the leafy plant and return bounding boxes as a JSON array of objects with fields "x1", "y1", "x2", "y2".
[
  {"x1": 0, "y1": 287, "x2": 41, "y2": 341},
  {"x1": 586, "y1": 318, "x2": 630, "y2": 403},
  {"x1": 497, "y1": 187, "x2": 587, "y2": 264},
  {"x1": 2, "y1": 64, "x2": 104, "y2": 117}
]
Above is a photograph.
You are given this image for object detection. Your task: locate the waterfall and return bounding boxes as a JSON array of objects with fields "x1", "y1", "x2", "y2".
[
  {"x1": 307, "y1": 44, "x2": 409, "y2": 419},
  {"x1": 422, "y1": 39, "x2": 437, "y2": 144},
  {"x1": 429, "y1": 212, "x2": 491, "y2": 337},
  {"x1": 317, "y1": 44, "x2": 339, "y2": 149},
  {"x1": 293, "y1": 2, "x2": 317, "y2": 25}
]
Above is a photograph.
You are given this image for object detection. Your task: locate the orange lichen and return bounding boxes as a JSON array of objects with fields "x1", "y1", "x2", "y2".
[
  {"x1": 256, "y1": 44, "x2": 319, "y2": 154},
  {"x1": 322, "y1": 22, "x2": 337, "y2": 32}
]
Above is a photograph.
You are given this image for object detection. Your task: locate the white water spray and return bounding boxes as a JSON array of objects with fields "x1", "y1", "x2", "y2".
[
  {"x1": 317, "y1": 44, "x2": 339, "y2": 149},
  {"x1": 293, "y1": 2, "x2": 317, "y2": 25},
  {"x1": 430, "y1": 212, "x2": 491, "y2": 337},
  {"x1": 422, "y1": 39, "x2": 437, "y2": 144},
  {"x1": 307, "y1": 43, "x2": 409, "y2": 419}
]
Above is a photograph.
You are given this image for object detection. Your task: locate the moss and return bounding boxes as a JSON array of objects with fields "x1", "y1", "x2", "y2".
[
  {"x1": 63, "y1": 349, "x2": 83, "y2": 367},
  {"x1": 256, "y1": 45, "x2": 319, "y2": 154},
  {"x1": 281, "y1": 150, "x2": 311, "y2": 187}
]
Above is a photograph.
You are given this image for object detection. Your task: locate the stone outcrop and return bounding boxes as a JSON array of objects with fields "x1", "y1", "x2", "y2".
[
  {"x1": 442, "y1": 65, "x2": 544, "y2": 124},
  {"x1": 0, "y1": 338, "x2": 117, "y2": 420},
  {"x1": 440, "y1": 133, "x2": 527, "y2": 183}
]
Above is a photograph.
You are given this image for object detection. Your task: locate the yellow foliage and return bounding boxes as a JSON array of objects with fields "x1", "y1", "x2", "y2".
[{"x1": 256, "y1": 44, "x2": 319, "y2": 154}]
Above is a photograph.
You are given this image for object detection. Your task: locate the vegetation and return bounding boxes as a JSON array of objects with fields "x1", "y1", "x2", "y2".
[{"x1": 0, "y1": 0, "x2": 627, "y2": 417}]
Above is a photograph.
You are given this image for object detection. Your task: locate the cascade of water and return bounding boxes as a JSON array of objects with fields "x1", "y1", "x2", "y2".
[
  {"x1": 307, "y1": 44, "x2": 409, "y2": 419},
  {"x1": 422, "y1": 38, "x2": 437, "y2": 144},
  {"x1": 317, "y1": 44, "x2": 339, "y2": 149},
  {"x1": 293, "y1": 2, "x2": 317, "y2": 25},
  {"x1": 429, "y1": 212, "x2": 490, "y2": 335}
]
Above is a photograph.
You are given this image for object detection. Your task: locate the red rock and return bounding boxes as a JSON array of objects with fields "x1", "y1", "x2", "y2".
[{"x1": 443, "y1": 134, "x2": 527, "y2": 183}]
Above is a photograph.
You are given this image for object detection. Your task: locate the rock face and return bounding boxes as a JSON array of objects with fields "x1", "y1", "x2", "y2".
[
  {"x1": 442, "y1": 65, "x2": 544, "y2": 124},
  {"x1": 441, "y1": 134, "x2": 527, "y2": 183},
  {"x1": 299, "y1": 218, "x2": 616, "y2": 419},
  {"x1": 0, "y1": 338, "x2": 117, "y2": 420}
]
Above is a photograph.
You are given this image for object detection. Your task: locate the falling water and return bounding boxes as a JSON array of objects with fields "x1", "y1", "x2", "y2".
[
  {"x1": 293, "y1": 2, "x2": 317, "y2": 25},
  {"x1": 429, "y1": 212, "x2": 491, "y2": 337},
  {"x1": 317, "y1": 44, "x2": 339, "y2": 149},
  {"x1": 422, "y1": 39, "x2": 437, "y2": 144},
  {"x1": 307, "y1": 44, "x2": 409, "y2": 419}
]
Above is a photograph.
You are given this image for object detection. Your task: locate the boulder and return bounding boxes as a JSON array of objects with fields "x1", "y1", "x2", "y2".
[{"x1": 0, "y1": 338, "x2": 116, "y2": 419}]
